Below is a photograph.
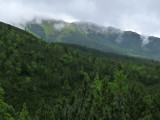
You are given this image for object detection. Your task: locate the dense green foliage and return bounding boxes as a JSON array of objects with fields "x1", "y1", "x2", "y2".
[
  {"x1": 0, "y1": 21, "x2": 160, "y2": 119},
  {"x1": 26, "y1": 19, "x2": 160, "y2": 61},
  {"x1": 54, "y1": 72, "x2": 160, "y2": 120}
]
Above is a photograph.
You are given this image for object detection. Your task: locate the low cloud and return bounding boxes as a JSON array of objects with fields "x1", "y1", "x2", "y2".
[
  {"x1": 53, "y1": 23, "x2": 66, "y2": 31},
  {"x1": 115, "y1": 32, "x2": 124, "y2": 44},
  {"x1": 141, "y1": 35, "x2": 150, "y2": 47},
  {"x1": 1, "y1": 0, "x2": 160, "y2": 37}
]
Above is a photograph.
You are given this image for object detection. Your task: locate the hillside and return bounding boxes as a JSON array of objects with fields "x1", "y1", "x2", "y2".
[
  {"x1": 25, "y1": 19, "x2": 160, "y2": 61},
  {"x1": 0, "y1": 21, "x2": 160, "y2": 119}
]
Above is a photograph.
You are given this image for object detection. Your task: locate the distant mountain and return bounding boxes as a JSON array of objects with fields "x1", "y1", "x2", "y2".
[
  {"x1": 25, "y1": 19, "x2": 160, "y2": 60},
  {"x1": 1, "y1": 21, "x2": 160, "y2": 119}
]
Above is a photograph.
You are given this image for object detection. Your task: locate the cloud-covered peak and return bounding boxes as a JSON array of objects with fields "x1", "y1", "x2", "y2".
[{"x1": 1, "y1": 0, "x2": 160, "y2": 37}]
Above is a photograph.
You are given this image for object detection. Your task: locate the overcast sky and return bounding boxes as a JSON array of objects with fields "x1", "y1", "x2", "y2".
[{"x1": 1, "y1": 0, "x2": 160, "y2": 37}]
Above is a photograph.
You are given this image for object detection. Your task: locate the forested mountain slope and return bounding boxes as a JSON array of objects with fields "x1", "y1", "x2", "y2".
[
  {"x1": 26, "y1": 19, "x2": 160, "y2": 61},
  {"x1": 0, "y1": 21, "x2": 160, "y2": 119}
]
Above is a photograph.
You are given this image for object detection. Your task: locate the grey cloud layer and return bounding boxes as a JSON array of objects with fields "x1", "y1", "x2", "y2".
[{"x1": 1, "y1": 0, "x2": 160, "y2": 36}]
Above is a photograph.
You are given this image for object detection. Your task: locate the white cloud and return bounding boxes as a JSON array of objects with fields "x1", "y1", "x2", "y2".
[{"x1": 1, "y1": 0, "x2": 160, "y2": 37}]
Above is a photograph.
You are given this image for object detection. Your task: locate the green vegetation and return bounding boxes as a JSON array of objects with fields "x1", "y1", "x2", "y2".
[
  {"x1": 26, "y1": 20, "x2": 160, "y2": 61},
  {"x1": 0, "y1": 21, "x2": 160, "y2": 119}
]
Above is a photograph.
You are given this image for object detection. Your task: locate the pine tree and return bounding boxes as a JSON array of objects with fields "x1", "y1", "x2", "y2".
[{"x1": 19, "y1": 103, "x2": 31, "y2": 120}]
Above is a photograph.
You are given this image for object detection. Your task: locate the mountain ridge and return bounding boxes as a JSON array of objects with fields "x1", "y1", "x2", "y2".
[
  {"x1": 1, "y1": 20, "x2": 160, "y2": 119},
  {"x1": 24, "y1": 19, "x2": 160, "y2": 61}
]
